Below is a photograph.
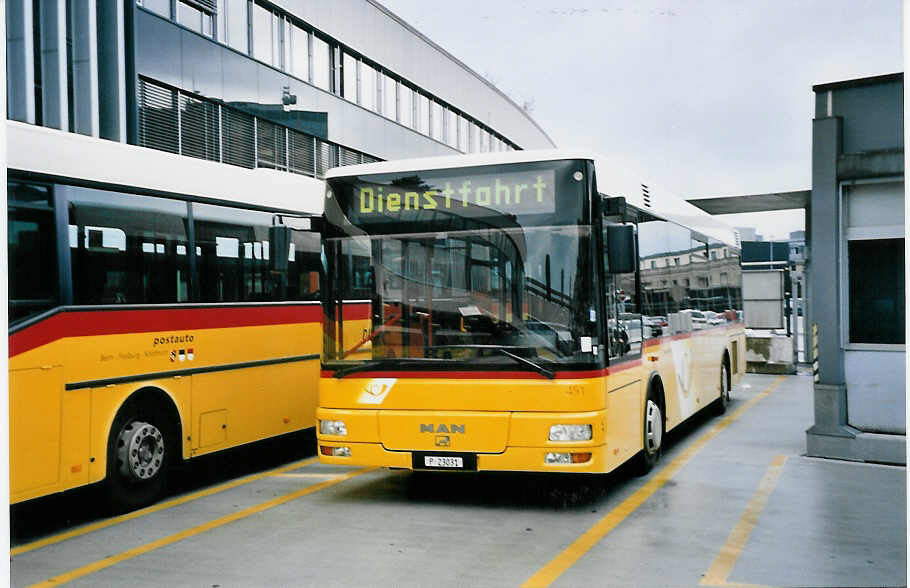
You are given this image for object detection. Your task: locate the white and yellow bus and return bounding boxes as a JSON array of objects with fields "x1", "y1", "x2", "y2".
[
  {"x1": 8, "y1": 121, "x2": 330, "y2": 510},
  {"x1": 317, "y1": 151, "x2": 745, "y2": 475}
]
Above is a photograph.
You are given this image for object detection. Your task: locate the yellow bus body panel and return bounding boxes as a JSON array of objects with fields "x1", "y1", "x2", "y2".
[{"x1": 317, "y1": 326, "x2": 745, "y2": 475}]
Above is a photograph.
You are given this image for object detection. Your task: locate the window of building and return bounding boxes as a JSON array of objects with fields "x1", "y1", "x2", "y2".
[
  {"x1": 360, "y1": 62, "x2": 376, "y2": 111},
  {"x1": 650, "y1": 260, "x2": 656, "y2": 269},
  {"x1": 311, "y1": 35, "x2": 330, "y2": 91},
  {"x1": 445, "y1": 108, "x2": 457, "y2": 148},
  {"x1": 457, "y1": 116, "x2": 468, "y2": 152},
  {"x1": 399, "y1": 84, "x2": 413, "y2": 128},
  {"x1": 342, "y1": 53, "x2": 357, "y2": 102},
  {"x1": 480, "y1": 129, "x2": 490, "y2": 152},
  {"x1": 382, "y1": 73, "x2": 397, "y2": 121},
  {"x1": 177, "y1": 1, "x2": 213, "y2": 36},
  {"x1": 469, "y1": 123, "x2": 480, "y2": 153},
  {"x1": 252, "y1": 3, "x2": 276, "y2": 65},
  {"x1": 221, "y1": 0, "x2": 248, "y2": 54},
  {"x1": 674, "y1": 257, "x2": 680, "y2": 266},
  {"x1": 430, "y1": 100, "x2": 444, "y2": 141},
  {"x1": 848, "y1": 238, "x2": 904, "y2": 344},
  {"x1": 417, "y1": 93, "x2": 430, "y2": 135},
  {"x1": 289, "y1": 23, "x2": 309, "y2": 81},
  {"x1": 140, "y1": 0, "x2": 172, "y2": 19}
]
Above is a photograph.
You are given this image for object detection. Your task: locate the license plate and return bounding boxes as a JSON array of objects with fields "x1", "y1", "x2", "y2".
[{"x1": 424, "y1": 456, "x2": 463, "y2": 468}]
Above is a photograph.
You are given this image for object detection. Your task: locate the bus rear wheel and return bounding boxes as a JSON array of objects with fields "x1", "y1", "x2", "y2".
[
  {"x1": 105, "y1": 403, "x2": 174, "y2": 512},
  {"x1": 712, "y1": 361, "x2": 730, "y2": 416},
  {"x1": 632, "y1": 386, "x2": 663, "y2": 476}
]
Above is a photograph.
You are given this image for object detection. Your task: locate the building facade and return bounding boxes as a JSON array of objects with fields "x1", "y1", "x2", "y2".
[
  {"x1": 6, "y1": 0, "x2": 555, "y2": 176},
  {"x1": 806, "y1": 73, "x2": 905, "y2": 464}
]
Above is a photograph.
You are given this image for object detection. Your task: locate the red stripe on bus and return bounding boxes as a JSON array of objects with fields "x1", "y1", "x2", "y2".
[{"x1": 9, "y1": 304, "x2": 326, "y2": 358}]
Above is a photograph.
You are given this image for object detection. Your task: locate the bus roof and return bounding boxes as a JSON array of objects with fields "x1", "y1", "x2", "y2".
[
  {"x1": 7, "y1": 121, "x2": 324, "y2": 215},
  {"x1": 325, "y1": 149, "x2": 740, "y2": 249}
]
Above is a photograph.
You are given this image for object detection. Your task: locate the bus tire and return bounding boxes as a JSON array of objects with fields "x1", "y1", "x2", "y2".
[
  {"x1": 632, "y1": 384, "x2": 663, "y2": 476},
  {"x1": 104, "y1": 398, "x2": 176, "y2": 513},
  {"x1": 712, "y1": 359, "x2": 730, "y2": 416}
]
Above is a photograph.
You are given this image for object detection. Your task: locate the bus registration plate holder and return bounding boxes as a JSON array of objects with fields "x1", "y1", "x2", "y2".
[{"x1": 413, "y1": 452, "x2": 477, "y2": 471}]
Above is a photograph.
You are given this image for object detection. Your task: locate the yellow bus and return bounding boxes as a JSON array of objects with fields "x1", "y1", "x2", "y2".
[
  {"x1": 317, "y1": 151, "x2": 745, "y2": 475},
  {"x1": 8, "y1": 121, "x2": 327, "y2": 510}
]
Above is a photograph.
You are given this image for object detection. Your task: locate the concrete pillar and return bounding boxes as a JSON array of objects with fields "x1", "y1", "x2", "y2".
[
  {"x1": 39, "y1": 0, "x2": 69, "y2": 130},
  {"x1": 97, "y1": 0, "x2": 127, "y2": 141},
  {"x1": 68, "y1": 0, "x2": 99, "y2": 136},
  {"x1": 6, "y1": 0, "x2": 35, "y2": 123},
  {"x1": 805, "y1": 115, "x2": 860, "y2": 458}
]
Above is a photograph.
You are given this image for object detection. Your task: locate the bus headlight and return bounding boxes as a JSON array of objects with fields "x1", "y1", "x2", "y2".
[
  {"x1": 545, "y1": 452, "x2": 592, "y2": 464},
  {"x1": 548, "y1": 424, "x2": 592, "y2": 441},
  {"x1": 320, "y1": 420, "x2": 348, "y2": 436}
]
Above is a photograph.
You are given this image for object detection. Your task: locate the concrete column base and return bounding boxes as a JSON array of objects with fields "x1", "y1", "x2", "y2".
[{"x1": 806, "y1": 428, "x2": 906, "y2": 465}]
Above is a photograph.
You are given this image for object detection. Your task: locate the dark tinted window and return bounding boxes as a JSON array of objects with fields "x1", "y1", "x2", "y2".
[
  {"x1": 8, "y1": 182, "x2": 58, "y2": 323},
  {"x1": 193, "y1": 203, "x2": 284, "y2": 302},
  {"x1": 849, "y1": 238, "x2": 904, "y2": 344},
  {"x1": 69, "y1": 187, "x2": 190, "y2": 304}
]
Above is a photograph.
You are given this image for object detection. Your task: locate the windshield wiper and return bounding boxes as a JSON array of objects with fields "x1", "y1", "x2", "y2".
[
  {"x1": 495, "y1": 348, "x2": 556, "y2": 379},
  {"x1": 331, "y1": 357, "x2": 451, "y2": 379},
  {"x1": 429, "y1": 344, "x2": 556, "y2": 380}
]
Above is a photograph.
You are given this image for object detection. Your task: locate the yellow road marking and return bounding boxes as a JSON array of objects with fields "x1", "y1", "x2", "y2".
[
  {"x1": 521, "y1": 376, "x2": 785, "y2": 588},
  {"x1": 273, "y1": 472, "x2": 346, "y2": 479},
  {"x1": 700, "y1": 455, "x2": 788, "y2": 587},
  {"x1": 12, "y1": 457, "x2": 318, "y2": 556},
  {"x1": 30, "y1": 467, "x2": 376, "y2": 588}
]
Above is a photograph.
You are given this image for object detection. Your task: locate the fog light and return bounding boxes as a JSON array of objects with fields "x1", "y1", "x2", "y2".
[
  {"x1": 320, "y1": 446, "x2": 351, "y2": 457},
  {"x1": 548, "y1": 424, "x2": 592, "y2": 442},
  {"x1": 545, "y1": 452, "x2": 591, "y2": 464},
  {"x1": 320, "y1": 420, "x2": 348, "y2": 436}
]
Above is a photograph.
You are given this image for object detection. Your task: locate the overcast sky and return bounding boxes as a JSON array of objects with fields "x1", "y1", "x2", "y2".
[{"x1": 378, "y1": 0, "x2": 902, "y2": 240}]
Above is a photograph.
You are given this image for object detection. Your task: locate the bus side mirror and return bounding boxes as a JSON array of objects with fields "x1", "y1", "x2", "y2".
[
  {"x1": 607, "y1": 224, "x2": 635, "y2": 274},
  {"x1": 269, "y1": 225, "x2": 290, "y2": 272}
]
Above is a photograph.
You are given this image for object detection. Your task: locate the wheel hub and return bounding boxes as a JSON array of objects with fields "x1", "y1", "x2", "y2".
[
  {"x1": 117, "y1": 421, "x2": 165, "y2": 481},
  {"x1": 644, "y1": 399, "x2": 662, "y2": 454}
]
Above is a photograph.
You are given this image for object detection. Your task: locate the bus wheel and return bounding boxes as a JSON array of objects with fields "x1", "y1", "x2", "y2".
[
  {"x1": 105, "y1": 405, "x2": 173, "y2": 512},
  {"x1": 633, "y1": 387, "x2": 663, "y2": 476},
  {"x1": 712, "y1": 362, "x2": 730, "y2": 416}
]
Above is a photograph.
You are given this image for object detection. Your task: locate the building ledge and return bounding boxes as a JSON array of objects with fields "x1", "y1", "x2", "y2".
[{"x1": 838, "y1": 149, "x2": 904, "y2": 180}]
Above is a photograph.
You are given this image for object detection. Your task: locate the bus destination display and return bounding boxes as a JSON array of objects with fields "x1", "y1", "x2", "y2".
[{"x1": 351, "y1": 169, "x2": 557, "y2": 220}]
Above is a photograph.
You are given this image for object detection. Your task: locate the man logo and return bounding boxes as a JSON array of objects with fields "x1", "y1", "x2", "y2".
[
  {"x1": 435, "y1": 435, "x2": 451, "y2": 447},
  {"x1": 420, "y1": 424, "x2": 465, "y2": 434}
]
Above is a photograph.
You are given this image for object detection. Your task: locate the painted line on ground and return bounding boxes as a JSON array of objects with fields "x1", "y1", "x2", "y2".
[
  {"x1": 521, "y1": 376, "x2": 786, "y2": 588},
  {"x1": 12, "y1": 457, "x2": 318, "y2": 556},
  {"x1": 29, "y1": 467, "x2": 376, "y2": 588},
  {"x1": 700, "y1": 455, "x2": 787, "y2": 587},
  {"x1": 273, "y1": 472, "x2": 348, "y2": 479}
]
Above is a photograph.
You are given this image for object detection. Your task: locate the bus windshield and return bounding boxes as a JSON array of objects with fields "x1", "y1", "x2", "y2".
[{"x1": 323, "y1": 159, "x2": 604, "y2": 374}]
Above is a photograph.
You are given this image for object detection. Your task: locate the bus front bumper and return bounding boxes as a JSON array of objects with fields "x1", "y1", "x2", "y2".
[{"x1": 316, "y1": 441, "x2": 610, "y2": 474}]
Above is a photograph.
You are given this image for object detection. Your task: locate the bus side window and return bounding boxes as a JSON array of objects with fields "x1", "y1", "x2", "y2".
[{"x1": 8, "y1": 182, "x2": 58, "y2": 323}]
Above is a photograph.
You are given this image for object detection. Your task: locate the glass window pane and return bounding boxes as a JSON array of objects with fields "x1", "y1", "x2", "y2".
[
  {"x1": 290, "y1": 24, "x2": 308, "y2": 81},
  {"x1": 69, "y1": 187, "x2": 190, "y2": 305},
  {"x1": 430, "y1": 100, "x2": 443, "y2": 141},
  {"x1": 193, "y1": 203, "x2": 285, "y2": 302},
  {"x1": 343, "y1": 53, "x2": 357, "y2": 102},
  {"x1": 8, "y1": 182, "x2": 58, "y2": 323},
  {"x1": 445, "y1": 108, "x2": 457, "y2": 148},
  {"x1": 383, "y1": 74, "x2": 397, "y2": 120},
  {"x1": 140, "y1": 0, "x2": 171, "y2": 19},
  {"x1": 417, "y1": 93, "x2": 430, "y2": 135},
  {"x1": 849, "y1": 238, "x2": 905, "y2": 344},
  {"x1": 399, "y1": 84, "x2": 413, "y2": 128},
  {"x1": 312, "y1": 36, "x2": 331, "y2": 90},
  {"x1": 457, "y1": 116, "x2": 468, "y2": 152},
  {"x1": 252, "y1": 3, "x2": 273, "y2": 64},
  {"x1": 288, "y1": 231, "x2": 321, "y2": 300},
  {"x1": 480, "y1": 129, "x2": 490, "y2": 152},
  {"x1": 469, "y1": 123, "x2": 480, "y2": 153},
  {"x1": 177, "y1": 2, "x2": 202, "y2": 33},
  {"x1": 360, "y1": 62, "x2": 376, "y2": 111},
  {"x1": 225, "y1": 0, "x2": 248, "y2": 54}
]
